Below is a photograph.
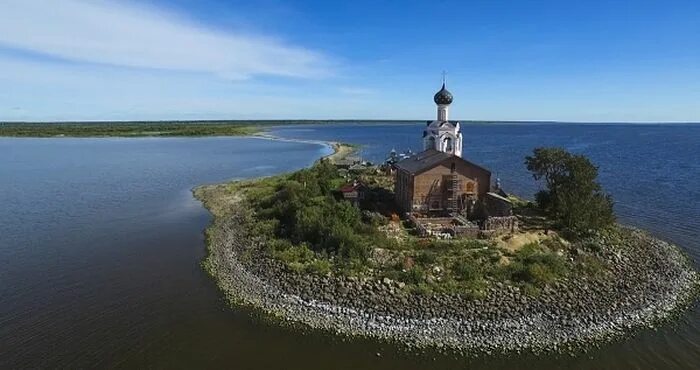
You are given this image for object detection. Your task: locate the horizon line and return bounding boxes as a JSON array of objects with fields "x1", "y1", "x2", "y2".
[{"x1": 2, "y1": 119, "x2": 700, "y2": 125}]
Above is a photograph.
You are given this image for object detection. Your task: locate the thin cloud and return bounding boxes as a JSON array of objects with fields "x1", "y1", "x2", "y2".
[
  {"x1": 338, "y1": 87, "x2": 376, "y2": 95},
  {"x1": 0, "y1": 0, "x2": 331, "y2": 80}
]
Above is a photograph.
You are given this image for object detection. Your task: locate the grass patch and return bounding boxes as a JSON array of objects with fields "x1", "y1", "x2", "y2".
[{"x1": 500, "y1": 242, "x2": 568, "y2": 289}]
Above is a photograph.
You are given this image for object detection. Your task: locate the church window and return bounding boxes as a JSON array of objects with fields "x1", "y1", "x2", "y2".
[
  {"x1": 444, "y1": 137, "x2": 453, "y2": 152},
  {"x1": 466, "y1": 182, "x2": 475, "y2": 193}
]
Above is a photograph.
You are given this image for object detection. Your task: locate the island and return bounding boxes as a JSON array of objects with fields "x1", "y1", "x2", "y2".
[
  {"x1": 194, "y1": 142, "x2": 699, "y2": 355},
  {"x1": 193, "y1": 83, "x2": 699, "y2": 356}
]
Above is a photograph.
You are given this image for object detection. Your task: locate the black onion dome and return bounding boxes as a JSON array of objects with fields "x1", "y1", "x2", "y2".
[{"x1": 433, "y1": 83, "x2": 453, "y2": 105}]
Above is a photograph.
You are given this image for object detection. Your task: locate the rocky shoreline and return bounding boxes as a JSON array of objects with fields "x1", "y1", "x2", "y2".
[{"x1": 196, "y1": 189, "x2": 700, "y2": 356}]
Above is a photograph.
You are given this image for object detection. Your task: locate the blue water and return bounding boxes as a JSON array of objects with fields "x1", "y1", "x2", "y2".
[
  {"x1": 0, "y1": 137, "x2": 333, "y2": 368},
  {"x1": 1, "y1": 125, "x2": 699, "y2": 369}
]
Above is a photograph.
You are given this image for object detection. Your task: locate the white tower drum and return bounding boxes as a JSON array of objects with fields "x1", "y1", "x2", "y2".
[{"x1": 423, "y1": 81, "x2": 463, "y2": 157}]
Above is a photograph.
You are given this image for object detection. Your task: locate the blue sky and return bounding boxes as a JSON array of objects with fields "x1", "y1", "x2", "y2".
[{"x1": 1, "y1": 0, "x2": 699, "y2": 122}]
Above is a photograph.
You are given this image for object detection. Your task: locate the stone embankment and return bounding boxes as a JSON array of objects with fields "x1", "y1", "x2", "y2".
[{"x1": 200, "y1": 202, "x2": 700, "y2": 356}]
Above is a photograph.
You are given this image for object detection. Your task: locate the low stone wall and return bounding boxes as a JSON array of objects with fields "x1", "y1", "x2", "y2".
[
  {"x1": 409, "y1": 215, "x2": 455, "y2": 237},
  {"x1": 410, "y1": 214, "x2": 516, "y2": 238},
  {"x1": 454, "y1": 224, "x2": 480, "y2": 237},
  {"x1": 483, "y1": 216, "x2": 518, "y2": 235}
]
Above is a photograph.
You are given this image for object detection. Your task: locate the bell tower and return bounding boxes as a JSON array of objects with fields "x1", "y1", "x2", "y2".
[{"x1": 423, "y1": 74, "x2": 463, "y2": 157}]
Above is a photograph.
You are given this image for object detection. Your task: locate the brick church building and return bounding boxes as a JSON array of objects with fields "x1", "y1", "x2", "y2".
[{"x1": 394, "y1": 80, "x2": 495, "y2": 218}]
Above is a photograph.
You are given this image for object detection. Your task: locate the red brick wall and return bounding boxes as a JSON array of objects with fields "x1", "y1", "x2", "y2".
[{"x1": 410, "y1": 159, "x2": 490, "y2": 212}]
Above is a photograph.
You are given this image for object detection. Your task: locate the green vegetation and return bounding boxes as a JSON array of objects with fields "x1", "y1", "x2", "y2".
[
  {"x1": 203, "y1": 147, "x2": 622, "y2": 297},
  {"x1": 0, "y1": 122, "x2": 258, "y2": 137},
  {"x1": 243, "y1": 160, "x2": 396, "y2": 270},
  {"x1": 230, "y1": 162, "x2": 587, "y2": 296},
  {"x1": 503, "y1": 242, "x2": 567, "y2": 286},
  {"x1": 376, "y1": 237, "x2": 578, "y2": 297},
  {"x1": 0, "y1": 120, "x2": 431, "y2": 138},
  {"x1": 525, "y1": 147, "x2": 615, "y2": 237}
]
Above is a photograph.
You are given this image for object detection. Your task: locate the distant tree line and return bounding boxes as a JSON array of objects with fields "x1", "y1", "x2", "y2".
[{"x1": 0, "y1": 122, "x2": 257, "y2": 137}]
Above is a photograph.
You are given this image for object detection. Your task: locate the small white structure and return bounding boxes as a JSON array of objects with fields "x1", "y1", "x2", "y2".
[{"x1": 423, "y1": 78, "x2": 463, "y2": 157}]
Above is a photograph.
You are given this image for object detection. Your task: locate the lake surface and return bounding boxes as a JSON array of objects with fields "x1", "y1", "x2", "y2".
[{"x1": 1, "y1": 124, "x2": 700, "y2": 369}]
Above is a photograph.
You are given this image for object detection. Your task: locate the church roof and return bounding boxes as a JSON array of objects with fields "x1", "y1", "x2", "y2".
[
  {"x1": 433, "y1": 83, "x2": 453, "y2": 105},
  {"x1": 394, "y1": 149, "x2": 491, "y2": 176}
]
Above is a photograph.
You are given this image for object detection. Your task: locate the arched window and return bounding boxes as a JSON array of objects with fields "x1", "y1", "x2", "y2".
[
  {"x1": 465, "y1": 182, "x2": 475, "y2": 193},
  {"x1": 444, "y1": 137, "x2": 453, "y2": 152}
]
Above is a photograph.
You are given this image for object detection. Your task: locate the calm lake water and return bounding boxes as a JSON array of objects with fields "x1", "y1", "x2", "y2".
[{"x1": 1, "y1": 124, "x2": 700, "y2": 369}]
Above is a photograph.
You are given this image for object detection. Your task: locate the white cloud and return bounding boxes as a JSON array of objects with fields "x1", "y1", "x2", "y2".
[
  {"x1": 0, "y1": 55, "x2": 395, "y2": 121},
  {"x1": 0, "y1": 0, "x2": 330, "y2": 80}
]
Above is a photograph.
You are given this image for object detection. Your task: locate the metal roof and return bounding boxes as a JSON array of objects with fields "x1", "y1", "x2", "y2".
[{"x1": 394, "y1": 149, "x2": 491, "y2": 176}]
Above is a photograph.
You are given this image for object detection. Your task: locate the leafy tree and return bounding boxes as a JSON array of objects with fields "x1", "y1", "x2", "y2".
[{"x1": 525, "y1": 147, "x2": 614, "y2": 236}]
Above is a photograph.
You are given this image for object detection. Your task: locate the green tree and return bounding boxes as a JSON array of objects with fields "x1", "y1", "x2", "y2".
[{"x1": 525, "y1": 147, "x2": 615, "y2": 236}]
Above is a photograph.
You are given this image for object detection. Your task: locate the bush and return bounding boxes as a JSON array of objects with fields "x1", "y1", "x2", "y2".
[
  {"x1": 248, "y1": 161, "x2": 381, "y2": 267},
  {"x1": 361, "y1": 210, "x2": 388, "y2": 227},
  {"x1": 504, "y1": 242, "x2": 567, "y2": 286},
  {"x1": 415, "y1": 251, "x2": 437, "y2": 266},
  {"x1": 577, "y1": 254, "x2": 606, "y2": 276},
  {"x1": 268, "y1": 238, "x2": 295, "y2": 252},
  {"x1": 453, "y1": 259, "x2": 482, "y2": 282},
  {"x1": 253, "y1": 219, "x2": 279, "y2": 239},
  {"x1": 305, "y1": 259, "x2": 333, "y2": 275},
  {"x1": 274, "y1": 244, "x2": 315, "y2": 265},
  {"x1": 401, "y1": 266, "x2": 427, "y2": 285}
]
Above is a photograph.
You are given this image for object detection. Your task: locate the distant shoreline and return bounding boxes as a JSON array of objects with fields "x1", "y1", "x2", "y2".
[
  {"x1": 2, "y1": 120, "x2": 699, "y2": 139},
  {"x1": 0, "y1": 122, "x2": 259, "y2": 138}
]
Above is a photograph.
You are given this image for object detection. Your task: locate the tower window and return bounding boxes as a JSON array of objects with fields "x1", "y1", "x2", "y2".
[{"x1": 444, "y1": 137, "x2": 453, "y2": 152}]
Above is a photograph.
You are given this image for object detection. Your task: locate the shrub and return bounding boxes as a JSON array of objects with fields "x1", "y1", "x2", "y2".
[
  {"x1": 504, "y1": 242, "x2": 567, "y2": 286},
  {"x1": 402, "y1": 266, "x2": 427, "y2": 285},
  {"x1": 253, "y1": 219, "x2": 279, "y2": 239},
  {"x1": 361, "y1": 210, "x2": 388, "y2": 227},
  {"x1": 268, "y1": 238, "x2": 294, "y2": 252},
  {"x1": 452, "y1": 259, "x2": 482, "y2": 282},
  {"x1": 577, "y1": 254, "x2": 606, "y2": 276},
  {"x1": 274, "y1": 244, "x2": 315, "y2": 265},
  {"x1": 305, "y1": 259, "x2": 333, "y2": 275},
  {"x1": 415, "y1": 252, "x2": 437, "y2": 266}
]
